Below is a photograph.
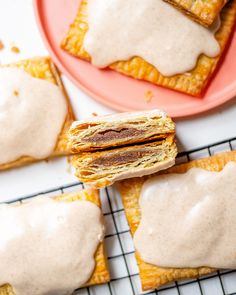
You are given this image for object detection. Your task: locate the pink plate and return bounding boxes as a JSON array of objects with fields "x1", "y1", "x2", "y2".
[{"x1": 33, "y1": 0, "x2": 236, "y2": 118}]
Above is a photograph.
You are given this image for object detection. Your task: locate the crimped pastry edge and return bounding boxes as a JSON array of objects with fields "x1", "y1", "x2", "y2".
[
  {"x1": 61, "y1": 0, "x2": 236, "y2": 96},
  {"x1": 164, "y1": 0, "x2": 228, "y2": 27}
]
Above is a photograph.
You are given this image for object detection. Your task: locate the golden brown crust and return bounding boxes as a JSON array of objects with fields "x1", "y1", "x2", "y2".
[
  {"x1": 0, "y1": 189, "x2": 110, "y2": 295},
  {"x1": 61, "y1": 0, "x2": 236, "y2": 96},
  {"x1": 164, "y1": 0, "x2": 228, "y2": 27},
  {"x1": 0, "y1": 57, "x2": 75, "y2": 171},
  {"x1": 118, "y1": 151, "x2": 236, "y2": 291}
]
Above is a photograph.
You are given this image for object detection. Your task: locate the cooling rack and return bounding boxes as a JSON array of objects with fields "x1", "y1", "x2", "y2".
[{"x1": 4, "y1": 136, "x2": 236, "y2": 295}]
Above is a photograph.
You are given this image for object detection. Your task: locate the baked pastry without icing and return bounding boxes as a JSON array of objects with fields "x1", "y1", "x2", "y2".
[
  {"x1": 0, "y1": 57, "x2": 75, "y2": 171},
  {"x1": 69, "y1": 110, "x2": 177, "y2": 188},
  {"x1": 164, "y1": 0, "x2": 228, "y2": 27},
  {"x1": 69, "y1": 110, "x2": 175, "y2": 152},
  {"x1": 61, "y1": 0, "x2": 236, "y2": 96},
  {"x1": 0, "y1": 189, "x2": 110, "y2": 295},
  {"x1": 118, "y1": 150, "x2": 236, "y2": 291}
]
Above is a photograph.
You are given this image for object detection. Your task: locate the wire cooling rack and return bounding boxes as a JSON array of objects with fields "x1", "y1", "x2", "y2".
[{"x1": 4, "y1": 136, "x2": 236, "y2": 295}]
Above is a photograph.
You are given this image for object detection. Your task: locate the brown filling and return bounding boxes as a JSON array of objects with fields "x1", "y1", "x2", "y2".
[
  {"x1": 91, "y1": 149, "x2": 161, "y2": 166},
  {"x1": 84, "y1": 128, "x2": 145, "y2": 143}
]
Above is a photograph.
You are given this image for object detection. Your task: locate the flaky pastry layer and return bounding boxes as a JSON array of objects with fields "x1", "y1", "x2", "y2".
[
  {"x1": 72, "y1": 134, "x2": 177, "y2": 188},
  {"x1": 61, "y1": 0, "x2": 236, "y2": 96},
  {"x1": 118, "y1": 150, "x2": 236, "y2": 291},
  {"x1": 0, "y1": 57, "x2": 75, "y2": 171},
  {"x1": 69, "y1": 110, "x2": 175, "y2": 152},
  {"x1": 0, "y1": 189, "x2": 110, "y2": 295},
  {"x1": 164, "y1": 0, "x2": 228, "y2": 27}
]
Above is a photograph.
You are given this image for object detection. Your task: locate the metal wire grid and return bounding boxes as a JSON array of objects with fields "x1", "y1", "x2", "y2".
[{"x1": 4, "y1": 136, "x2": 236, "y2": 295}]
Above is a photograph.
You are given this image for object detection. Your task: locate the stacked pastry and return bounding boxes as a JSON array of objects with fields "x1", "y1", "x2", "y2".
[
  {"x1": 164, "y1": 0, "x2": 228, "y2": 27},
  {"x1": 69, "y1": 110, "x2": 177, "y2": 188},
  {"x1": 61, "y1": 0, "x2": 236, "y2": 96}
]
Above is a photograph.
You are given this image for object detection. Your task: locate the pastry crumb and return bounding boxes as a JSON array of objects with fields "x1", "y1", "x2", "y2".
[
  {"x1": 144, "y1": 90, "x2": 154, "y2": 103},
  {"x1": 13, "y1": 90, "x2": 19, "y2": 96},
  {"x1": 92, "y1": 112, "x2": 98, "y2": 116},
  {"x1": 0, "y1": 40, "x2": 4, "y2": 50},
  {"x1": 11, "y1": 46, "x2": 20, "y2": 54},
  {"x1": 66, "y1": 156, "x2": 72, "y2": 174}
]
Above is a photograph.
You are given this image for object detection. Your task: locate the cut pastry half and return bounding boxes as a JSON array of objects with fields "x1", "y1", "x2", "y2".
[
  {"x1": 0, "y1": 57, "x2": 75, "y2": 171},
  {"x1": 61, "y1": 0, "x2": 236, "y2": 96},
  {"x1": 118, "y1": 150, "x2": 236, "y2": 291},
  {"x1": 69, "y1": 110, "x2": 177, "y2": 188},
  {"x1": 72, "y1": 134, "x2": 177, "y2": 188},
  {"x1": 0, "y1": 189, "x2": 110, "y2": 295},
  {"x1": 69, "y1": 110, "x2": 175, "y2": 152},
  {"x1": 164, "y1": 0, "x2": 228, "y2": 27}
]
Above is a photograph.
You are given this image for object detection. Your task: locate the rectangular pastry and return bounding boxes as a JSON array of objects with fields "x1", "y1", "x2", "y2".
[
  {"x1": 69, "y1": 110, "x2": 177, "y2": 188},
  {"x1": 69, "y1": 110, "x2": 175, "y2": 152},
  {"x1": 61, "y1": 0, "x2": 236, "y2": 96},
  {"x1": 164, "y1": 0, "x2": 228, "y2": 27},
  {"x1": 118, "y1": 150, "x2": 236, "y2": 291},
  {"x1": 0, "y1": 189, "x2": 110, "y2": 295},
  {"x1": 0, "y1": 57, "x2": 75, "y2": 171}
]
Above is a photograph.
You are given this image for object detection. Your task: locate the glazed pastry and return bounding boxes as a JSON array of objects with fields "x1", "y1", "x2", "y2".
[
  {"x1": 69, "y1": 110, "x2": 177, "y2": 188},
  {"x1": 69, "y1": 110, "x2": 175, "y2": 152},
  {"x1": 118, "y1": 151, "x2": 236, "y2": 291},
  {"x1": 135, "y1": 161, "x2": 236, "y2": 269},
  {"x1": 61, "y1": 0, "x2": 236, "y2": 96},
  {"x1": 0, "y1": 57, "x2": 74, "y2": 171},
  {"x1": 164, "y1": 0, "x2": 228, "y2": 27},
  {"x1": 0, "y1": 189, "x2": 110, "y2": 295}
]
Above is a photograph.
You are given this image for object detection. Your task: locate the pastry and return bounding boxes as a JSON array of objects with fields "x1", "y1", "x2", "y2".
[
  {"x1": 164, "y1": 0, "x2": 228, "y2": 27},
  {"x1": 69, "y1": 110, "x2": 177, "y2": 188},
  {"x1": 72, "y1": 135, "x2": 177, "y2": 188},
  {"x1": 0, "y1": 189, "x2": 110, "y2": 295},
  {"x1": 61, "y1": 0, "x2": 236, "y2": 96},
  {"x1": 69, "y1": 110, "x2": 175, "y2": 152},
  {"x1": 118, "y1": 150, "x2": 236, "y2": 291},
  {"x1": 0, "y1": 57, "x2": 75, "y2": 171}
]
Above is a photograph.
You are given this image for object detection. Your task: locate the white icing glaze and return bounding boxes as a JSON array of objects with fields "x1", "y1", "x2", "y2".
[
  {"x1": 134, "y1": 162, "x2": 236, "y2": 269},
  {"x1": 84, "y1": 0, "x2": 220, "y2": 76},
  {"x1": 0, "y1": 68, "x2": 67, "y2": 165},
  {"x1": 0, "y1": 197, "x2": 104, "y2": 295}
]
